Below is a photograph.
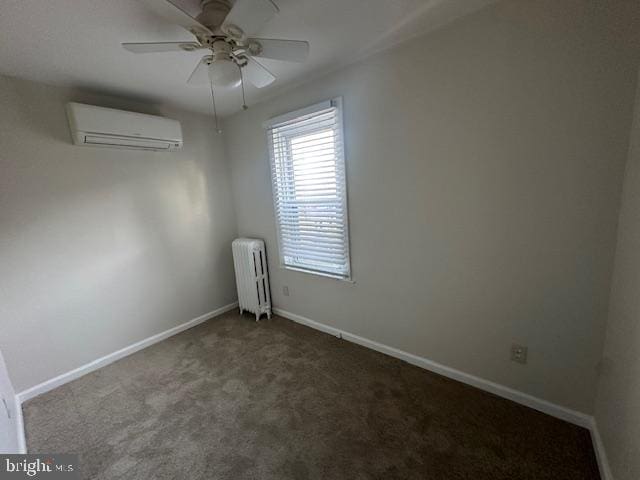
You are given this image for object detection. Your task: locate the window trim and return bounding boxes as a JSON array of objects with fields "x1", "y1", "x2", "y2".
[{"x1": 265, "y1": 97, "x2": 352, "y2": 281}]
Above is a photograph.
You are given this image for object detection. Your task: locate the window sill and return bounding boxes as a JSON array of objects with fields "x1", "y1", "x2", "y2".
[{"x1": 280, "y1": 265, "x2": 355, "y2": 284}]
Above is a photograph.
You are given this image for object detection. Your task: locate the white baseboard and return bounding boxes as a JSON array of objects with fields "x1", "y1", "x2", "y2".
[
  {"x1": 273, "y1": 308, "x2": 591, "y2": 428},
  {"x1": 17, "y1": 302, "x2": 238, "y2": 404},
  {"x1": 589, "y1": 418, "x2": 613, "y2": 480},
  {"x1": 273, "y1": 308, "x2": 342, "y2": 338}
]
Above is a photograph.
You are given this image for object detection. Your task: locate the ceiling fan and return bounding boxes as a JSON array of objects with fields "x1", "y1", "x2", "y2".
[{"x1": 123, "y1": 0, "x2": 310, "y2": 129}]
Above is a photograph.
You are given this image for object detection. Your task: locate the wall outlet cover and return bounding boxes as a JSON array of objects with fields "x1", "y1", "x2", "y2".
[
  {"x1": 511, "y1": 344, "x2": 528, "y2": 364},
  {"x1": 283, "y1": 285, "x2": 289, "y2": 296}
]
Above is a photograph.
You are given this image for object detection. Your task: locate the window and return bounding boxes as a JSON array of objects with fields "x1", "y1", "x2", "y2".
[{"x1": 265, "y1": 98, "x2": 351, "y2": 279}]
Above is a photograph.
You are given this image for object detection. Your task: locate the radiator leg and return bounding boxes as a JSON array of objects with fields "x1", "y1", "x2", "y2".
[
  {"x1": 255, "y1": 312, "x2": 260, "y2": 322},
  {"x1": 267, "y1": 311, "x2": 272, "y2": 320},
  {"x1": 239, "y1": 308, "x2": 244, "y2": 315}
]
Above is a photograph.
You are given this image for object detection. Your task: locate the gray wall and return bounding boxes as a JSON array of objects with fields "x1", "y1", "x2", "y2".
[
  {"x1": 0, "y1": 75, "x2": 238, "y2": 392},
  {"x1": 594, "y1": 71, "x2": 640, "y2": 480},
  {"x1": 224, "y1": 0, "x2": 640, "y2": 413}
]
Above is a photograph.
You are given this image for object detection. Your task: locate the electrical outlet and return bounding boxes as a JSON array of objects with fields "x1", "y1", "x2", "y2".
[
  {"x1": 282, "y1": 285, "x2": 289, "y2": 296},
  {"x1": 511, "y1": 344, "x2": 528, "y2": 364}
]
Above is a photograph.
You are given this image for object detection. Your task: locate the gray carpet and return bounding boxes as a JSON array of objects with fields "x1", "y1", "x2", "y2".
[{"x1": 24, "y1": 311, "x2": 600, "y2": 479}]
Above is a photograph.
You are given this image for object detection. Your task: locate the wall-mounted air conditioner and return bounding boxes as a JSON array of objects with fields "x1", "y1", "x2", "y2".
[{"x1": 66, "y1": 102, "x2": 183, "y2": 151}]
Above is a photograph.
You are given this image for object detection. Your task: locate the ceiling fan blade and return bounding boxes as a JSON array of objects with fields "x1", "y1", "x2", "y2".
[
  {"x1": 187, "y1": 57, "x2": 212, "y2": 85},
  {"x1": 139, "y1": 0, "x2": 213, "y2": 36},
  {"x1": 244, "y1": 57, "x2": 276, "y2": 88},
  {"x1": 248, "y1": 38, "x2": 309, "y2": 63},
  {"x1": 122, "y1": 42, "x2": 202, "y2": 54},
  {"x1": 222, "y1": 0, "x2": 279, "y2": 38}
]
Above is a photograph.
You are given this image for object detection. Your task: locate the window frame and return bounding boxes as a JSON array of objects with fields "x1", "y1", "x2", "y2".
[{"x1": 264, "y1": 97, "x2": 352, "y2": 281}]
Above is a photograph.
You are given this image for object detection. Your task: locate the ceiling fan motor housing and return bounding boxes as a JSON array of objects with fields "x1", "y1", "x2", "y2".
[{"x1": 211, "y1": 40, "x2": 233, "y2": 61}]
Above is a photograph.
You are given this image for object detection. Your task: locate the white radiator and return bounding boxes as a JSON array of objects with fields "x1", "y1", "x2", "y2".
[{"x1": 232, "y1": 238, "x2": 272, "y2": 321}]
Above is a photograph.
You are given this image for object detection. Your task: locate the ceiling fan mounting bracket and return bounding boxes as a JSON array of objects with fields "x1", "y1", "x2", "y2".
[
  {"x1": 180, "y1": 43, "x2": 200, "y2": 52},
  {"x1": 223, "y1": 23, "x2": 245, "y2": 41},
  {"x1": 234, "y1": 55, "x2": 249, "y2": 68},
  {"x1": 246, "y1": 40, "x2": 263, "y2": 56}
]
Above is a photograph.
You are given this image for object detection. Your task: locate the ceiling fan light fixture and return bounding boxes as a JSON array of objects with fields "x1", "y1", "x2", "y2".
[{"x1": 208, "y1": 59, "x2": 241, "y2": 88}]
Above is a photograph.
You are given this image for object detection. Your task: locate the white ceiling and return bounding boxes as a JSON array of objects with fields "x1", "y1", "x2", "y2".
[{"x1": 0, "y1": 0, "x2": 496, "y2": 117}]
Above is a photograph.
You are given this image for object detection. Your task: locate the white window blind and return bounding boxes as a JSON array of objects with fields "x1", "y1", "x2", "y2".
[{"x1": 265, "y1": 98, "x2": 351, "y2": 279}]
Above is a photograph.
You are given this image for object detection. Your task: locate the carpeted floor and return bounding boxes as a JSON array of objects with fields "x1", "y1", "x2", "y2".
[{"x1": 24, "y1": 311, "x2": 600, "y2": 480}]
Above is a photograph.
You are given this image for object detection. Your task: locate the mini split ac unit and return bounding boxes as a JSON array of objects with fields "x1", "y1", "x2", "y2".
[{"x1": 66, "y1": 102, "x2": 183, "y2": 151}]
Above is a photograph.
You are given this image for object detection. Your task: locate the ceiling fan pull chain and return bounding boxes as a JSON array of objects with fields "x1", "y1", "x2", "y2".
[
  {"x1": 209, "y1": 80, "x2": 222, "y2": 134},
  {"x1": 239, "y1": 64, "x2": 248, "y2": 111}
]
